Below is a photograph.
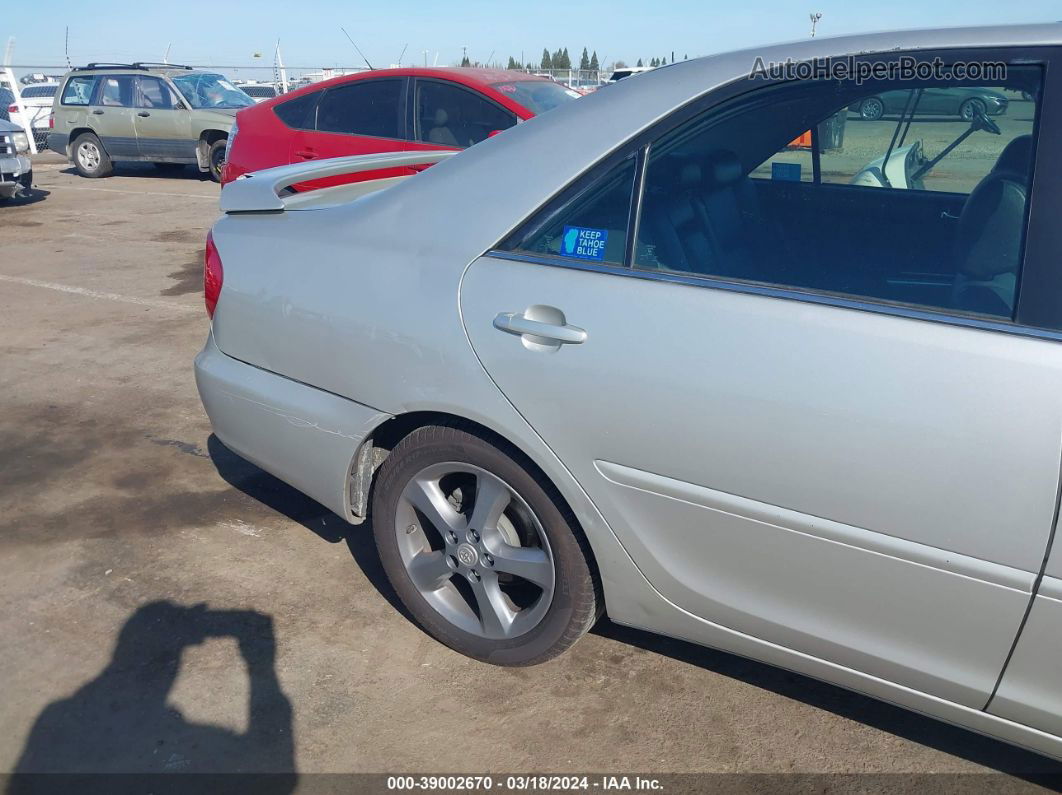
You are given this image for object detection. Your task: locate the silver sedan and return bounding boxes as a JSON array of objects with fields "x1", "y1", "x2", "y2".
[{"x1": 198, "y1": 23, "x2": 1062, "y2": 760}]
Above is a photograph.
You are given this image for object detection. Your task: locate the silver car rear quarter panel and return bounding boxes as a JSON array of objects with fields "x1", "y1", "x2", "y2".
[{"x1": 194, "y1": 332, "x2": 389, "y2": 520}]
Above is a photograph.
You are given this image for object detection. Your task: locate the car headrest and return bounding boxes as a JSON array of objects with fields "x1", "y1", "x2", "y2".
[
  {"x1": 993, "y1": 134, "x2": 1032, "y2": 176},
  {"x1": 650, "y1": 156, "x2": 702, "y2": 192},
  {"x1": 956, "y1": 170, "x2": 1027, "y2": 281},
  {"x1": 703, "y1": 150, "x2": 744, "y2": 189},
  {"x1": 433, "y1": 108, "x2": 449, "y2": 126},
  {"x1": 678, "y1": 162, "x2": 702, "y2": 189}
]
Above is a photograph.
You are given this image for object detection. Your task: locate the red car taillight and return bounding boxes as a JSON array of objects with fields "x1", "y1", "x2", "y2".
[
  {"x1": 6, "y1": 104, "x2": 16, "y2": 114},
  {"x1": 49, "y1": 116, "x2": 54, "y2": 129},
  {"x1": 204, "y1": 231, "x2": 224, "y2": 318}
]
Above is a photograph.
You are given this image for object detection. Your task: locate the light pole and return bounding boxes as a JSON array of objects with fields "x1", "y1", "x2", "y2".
[{"x1": 810, "y1": 12, "x2": 822, "y2": 38}]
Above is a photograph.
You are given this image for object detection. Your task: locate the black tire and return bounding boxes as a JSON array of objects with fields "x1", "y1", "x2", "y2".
[
  {"x1": 960, "y1": 98, "x2": 986, "y2": 121},
  {"x1": 371, "y1": 424, "x2": 602, "y2": 666},
  {"x1": 153, "y1": 162, "x2": 186, "y2": 174},
  {"x1": 207, "y1": 139, "x2": 226, "y2": 182},
  {"x1": 71, "y1": 132, "x2": 113, "y2": 178},
  {"x1": 859, "y1": 97, "x2": 884, "y2": 121}
]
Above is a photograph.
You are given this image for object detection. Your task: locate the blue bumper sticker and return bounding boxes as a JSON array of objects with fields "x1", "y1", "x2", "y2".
[
  {"x1": 772, "y1": 162, "x2": 802, "y2": 182},
  {"x1": 561, "y1": 226, "x2": 609, "y2": 261}
]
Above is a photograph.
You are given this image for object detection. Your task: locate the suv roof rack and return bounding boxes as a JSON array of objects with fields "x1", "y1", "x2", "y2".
[
  {"x1": 133, "y1": 62, "x2": 194, "y2": 70},
  {"x1": 79, "y1": 62, "x2": 194, "y2": 71}
]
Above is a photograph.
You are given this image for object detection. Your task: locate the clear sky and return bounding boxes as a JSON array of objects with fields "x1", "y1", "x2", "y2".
[{"x1": 4, "y1": 0, "x2": 1060, "y2": 74}]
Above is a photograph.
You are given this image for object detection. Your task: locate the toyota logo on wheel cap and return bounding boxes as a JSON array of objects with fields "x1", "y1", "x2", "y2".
[{"x1": 456, "y1": 543, "x2": 478, "y2": 567}]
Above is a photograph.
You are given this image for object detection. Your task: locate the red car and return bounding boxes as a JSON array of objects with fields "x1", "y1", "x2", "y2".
[{"x1": 222, "y1": 68, "x2": 579, "y2": 188}]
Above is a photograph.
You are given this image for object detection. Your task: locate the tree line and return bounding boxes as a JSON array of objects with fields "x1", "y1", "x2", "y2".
[{"x1": 493, "y1": 48, "x2": 687, "y2": 72}]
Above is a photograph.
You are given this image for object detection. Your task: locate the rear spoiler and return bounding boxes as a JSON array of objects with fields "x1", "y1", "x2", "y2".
[{"x1": 219, "y1": 150, "x2": 458, "y2": 214}]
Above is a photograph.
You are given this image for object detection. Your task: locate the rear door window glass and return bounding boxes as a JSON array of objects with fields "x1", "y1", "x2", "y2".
[
  {"x1": 633, "y1": 64, "x2": 1043, "y2": 319},
  {"x1": 136, "y1": 77, "x2": 179, "y2": 109},
  {"x1": 316, "y1": 79, "x2": 403, "y2": 139},
  {"x1": 97, "y1": 75, "x2": 136, "y2": 107}
]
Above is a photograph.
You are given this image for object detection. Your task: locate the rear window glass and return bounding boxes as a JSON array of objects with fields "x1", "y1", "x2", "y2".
[
  {"x1": 21, "y1": 85, "x2": 57, "y2": 99},
  {"x1": 489, "y1": 81, "x2": 578, "y2": 115},
  {"x1": 61, "y1": 76, "x2": 97, "y2": 106},
  {"x1": 273, "y1": 92, "x2": 318, "y2": 129},
  {"x1": 241, "y1": 85, "x2": 277, "y2": 98}
]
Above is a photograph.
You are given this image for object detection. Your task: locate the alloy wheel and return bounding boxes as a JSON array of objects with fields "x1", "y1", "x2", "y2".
[
  {"x1": 77, "y1": 141, "x2": 100, "y2": 171},
  {"x1": 394, "y1": 462, "x2": 555, "y2": 640},
  {"x1": 861, "y1": 98, "x2": 884, "y2": 120}
]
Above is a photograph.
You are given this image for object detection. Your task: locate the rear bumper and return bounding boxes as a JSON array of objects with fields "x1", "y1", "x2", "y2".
[
  {"x1": 46, "y1": 132, "x2": 68, "y2": 157},
  {"x1": 194, "y1": 332, "x2": 391, "y2": 520}
]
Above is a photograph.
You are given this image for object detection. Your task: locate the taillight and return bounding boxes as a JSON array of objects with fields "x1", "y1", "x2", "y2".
[
  {"x1": 6, "y1": 104, "x2": 16, "y2": 114},
  {"x1": 204, "y1": 231, "x2": 224, "y2": 318},
  {"x1": 49, "y1": 116, "x2": 54, "y2": 129}
]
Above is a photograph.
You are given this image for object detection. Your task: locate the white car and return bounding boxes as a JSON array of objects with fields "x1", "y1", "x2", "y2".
[{"x1": 8, "y1": 83, "x2": 58, "y2": 133}]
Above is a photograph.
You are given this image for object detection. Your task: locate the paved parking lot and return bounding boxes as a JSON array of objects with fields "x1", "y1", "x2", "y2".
[{"x1": 2, "y1": 153, "x2": 1061, "y2": 788}]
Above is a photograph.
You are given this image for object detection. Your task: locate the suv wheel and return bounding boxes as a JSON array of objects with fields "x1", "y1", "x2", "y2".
[
  {"x1": 208, "y1": 140, "x2": 226, "y2": 182},
  {"x1": 72, "y1": 133, "x2": 113, "y2": 178},
  {"x1": 372, "y1": 424, "x2": 602, "y2": 666}
]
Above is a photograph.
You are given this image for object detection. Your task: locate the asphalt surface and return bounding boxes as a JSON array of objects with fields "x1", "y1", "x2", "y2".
[{"x1": 1, "y1": 152, "x2": 1061, "y2": 790}]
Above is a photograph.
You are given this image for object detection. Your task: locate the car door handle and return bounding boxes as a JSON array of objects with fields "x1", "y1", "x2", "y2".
[
  {"x1": 91, "y1": 109, "x2": 104, "y2": 115},
  {"x1": 294, "y1": 149, "x2": 317, "y2": 160},
  {"x1": 493, "y1": 312, "x2": 587, "y2": 345},
  {"x1": 137, "y1": 111, "x2": 150, "y2": 117}
]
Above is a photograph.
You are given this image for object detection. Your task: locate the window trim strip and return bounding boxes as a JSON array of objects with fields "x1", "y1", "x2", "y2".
[{"x1": 485, "y1": 248, "x2": 1062, "y2": 344}]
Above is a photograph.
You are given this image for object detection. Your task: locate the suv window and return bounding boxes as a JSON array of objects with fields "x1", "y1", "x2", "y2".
[
  {"x1": 274, "y1": 91, "x2": 318, "y2": 130},
  {"x1": 503, "y1": 156, "x2": 637, "y2": 266},
  {"x1": 632, "y1": 65, "x2": 1042, "y2": 319},
  {"x1": 136, "y1": 76, "x2": 179, "y2": 110},
  {"x1": 96, "y1": 75, "x2": 136, "y2": 107},
  {"x1": 61, "y1": 76, "x2": 97, "y2": 106},
  {"x1": 415, "y1": 80, "x2": 516, "y2": 147},
  {"x1": 317, "y1": 79, "x2": 403, "y2": 139}
]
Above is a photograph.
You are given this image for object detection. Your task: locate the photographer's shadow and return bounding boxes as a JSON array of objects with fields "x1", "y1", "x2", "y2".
[{"x1": 10, "y1": 601, "x2": 296, "y2": 792}]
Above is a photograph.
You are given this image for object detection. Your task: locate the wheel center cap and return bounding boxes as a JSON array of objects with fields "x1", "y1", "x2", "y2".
[{"x1": 456, "y1": 543, "x2": 478, "y2": 567}]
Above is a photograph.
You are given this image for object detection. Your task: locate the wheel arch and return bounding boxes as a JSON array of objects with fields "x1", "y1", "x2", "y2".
[
  {"x1": 196, "y1": 129, "x2": 228, "y2": 169},
  {"x1": 349, "y1": 410, "x2": 605, "y2": 602},
  {"x1": 68, "y1": 127, "x2": 104, "y2": 157}
]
